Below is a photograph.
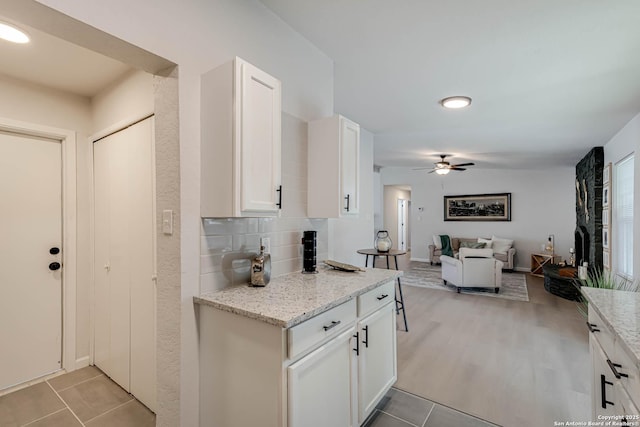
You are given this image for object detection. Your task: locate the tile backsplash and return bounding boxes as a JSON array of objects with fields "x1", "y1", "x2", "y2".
[{"x1": 200, "y1": 217, "x2": 328, "y2": 293}]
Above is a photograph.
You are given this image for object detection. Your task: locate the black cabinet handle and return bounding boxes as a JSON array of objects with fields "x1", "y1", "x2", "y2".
[
  {"x1": 377, "y1": 294, "x2": 389, "y2": 301},
  {"x1": 601, "y1": 375, "x2": 614, "y2": 409},
  {"x1": 322, "y1": 320, "x2": 341, "y2": 332},
  {"x1": 344, "y1": 194, "x2": 350, "y2": 212},
  {"x1": 49, "y1": 262, "x2": 61, "y2": 271},
  {"x1": 362, "y1": 326, "x2": 369, "y2": 348},
  {"x1": 607, "y1": 359, "x2": 629, "y2": 379},
  {"x1": 276, "y1": 185, "x2": 282, "y2": 209},
  {"x1": 353, "y1": 332, "x2": 359, "y2": 356},
  {"x1": 586, "y1": 322, "x2": 600, "y2": 333},
  {"x1": 49, "y1": 247, "x2": 60, "y2": 255}
]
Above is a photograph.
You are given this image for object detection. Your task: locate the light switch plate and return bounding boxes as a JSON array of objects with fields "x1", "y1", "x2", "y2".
[{"x1": 162, "y1": 210, "x2": 173, "y2": 235}]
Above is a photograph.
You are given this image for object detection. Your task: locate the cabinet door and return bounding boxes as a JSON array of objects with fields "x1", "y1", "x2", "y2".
[
  {"x1": 237, "y1": 59, "x2": 282, "y2": 213},
  {"x1": 340, "y1": 117, "x2": 359, "y2": 215},
  {"x1": 590, "y1": 338, "x2": 619, "y2": 419},
  {"x1": 358, "y1": 302, "x2": 397, "y2": 423},
  {"x1": 288, "y1": 327, "x2": 357, "y2": 427}
]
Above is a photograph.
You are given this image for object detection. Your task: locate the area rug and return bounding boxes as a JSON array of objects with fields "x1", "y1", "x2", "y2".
[{"x1": 401, "y1": 261, "x2": 529, "y2": 302}]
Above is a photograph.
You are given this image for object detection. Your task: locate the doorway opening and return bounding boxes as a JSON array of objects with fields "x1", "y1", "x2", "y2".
[{"x1": 383, "y1": 185, "x2": 411, "y2": 252}]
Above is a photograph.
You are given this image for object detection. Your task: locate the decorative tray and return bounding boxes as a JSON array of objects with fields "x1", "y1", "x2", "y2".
[{"x1": 324, "y1": 260, "x2": 365, "y2": 272}]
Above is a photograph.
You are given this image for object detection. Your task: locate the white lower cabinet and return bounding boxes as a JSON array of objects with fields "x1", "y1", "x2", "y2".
[
  {"x1": 198, "y1": 281, "x2": 397, "y2": 427},
  {"x1": 288, "y1": 327, "x2": 357, "y2": 427},
  {"x1": 357, "y1": 302, "x2": 397, "y2": 422},
  {"x1": 588, "y1": 307, "x2": 640, "y2": 423}
]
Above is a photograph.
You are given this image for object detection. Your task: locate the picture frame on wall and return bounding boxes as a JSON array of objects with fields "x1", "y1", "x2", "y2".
[
  {"x1": 603, "y1": 227, "x2": 610, "y2": 250},
  {"x1": 603, "y1": 186, "x2": 610, "y2": 208},
  {"x1": 603, "y1": 249, "x2": 611, "y2": 270},
  {"x1": 603, "y1": 162, "x2": 612, "y2": 184},
  {"x1": 443, "y1": 193, "x2": 511, "y2": 221}
]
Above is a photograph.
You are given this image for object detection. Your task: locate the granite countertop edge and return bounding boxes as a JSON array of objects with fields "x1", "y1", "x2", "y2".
[
  {"x1": 581, "y1": 287, "x2": 640, "y2": 369},
  {"x1": 194, "y1": 268, "x2": 402, "y2": 329}
]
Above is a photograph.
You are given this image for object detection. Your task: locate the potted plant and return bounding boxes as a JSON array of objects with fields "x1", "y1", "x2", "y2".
[{"x1": 576, "y1": 269, "x2": 639, "y2": 317}]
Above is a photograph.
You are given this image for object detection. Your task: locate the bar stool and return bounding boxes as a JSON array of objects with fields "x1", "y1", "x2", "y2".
[{"x1": 356, "y1": 248, "x2": 408, "y2": 332}]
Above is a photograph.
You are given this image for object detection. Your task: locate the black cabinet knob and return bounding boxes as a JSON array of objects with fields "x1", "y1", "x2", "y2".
[
  {"x1": 49, "y1": 262, "x2": 61, "y2": 271},
  {"x1": 50, "y1": 247, "x2": 60, "y2": 255}
]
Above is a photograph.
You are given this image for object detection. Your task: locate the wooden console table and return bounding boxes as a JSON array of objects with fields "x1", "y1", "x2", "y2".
[{"x1": 530, "y1": 253, "x2": 561, "y2": 277}]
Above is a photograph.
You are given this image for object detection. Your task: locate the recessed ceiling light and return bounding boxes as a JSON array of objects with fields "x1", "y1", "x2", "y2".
[
  {"x1": 440, "y1": 96, "x2": 472, "y2": 109},
  {"x1": 0, "y1": 22, "x2": 30, "y2": 44}
]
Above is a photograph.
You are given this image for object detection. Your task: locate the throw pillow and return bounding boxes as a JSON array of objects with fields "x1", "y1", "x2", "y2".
[
  {"x1": 460, "y1": 241, "x2": 486, "y2": 249},
  {"x1": 491, "y1": 236, "x2": 514, "y2": 254},
  {"x1": 478, "y1": 237, "x2": 493, "y2": 249},
  {"x1": 432, "y1": 235, "x2": 442, "y2": 249}
]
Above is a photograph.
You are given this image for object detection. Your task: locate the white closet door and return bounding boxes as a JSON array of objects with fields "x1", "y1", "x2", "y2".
[{"x1": 94, "y1": 117, "x2": 155, "y2": 411}]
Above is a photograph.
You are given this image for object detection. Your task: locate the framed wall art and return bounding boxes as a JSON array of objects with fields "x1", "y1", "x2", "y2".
[
  {"x1": 603, "y1": 227, "x2": 610, "y2": 250},
  {"x1": 603, "y1": 162, "x2": 611, "y2": 184},
  {"x1": 603, "y1": 186, "x2": 610, "y2": 208},
  {"x1": 444, "y1": 193, "x2": 511, "y2": 221}
]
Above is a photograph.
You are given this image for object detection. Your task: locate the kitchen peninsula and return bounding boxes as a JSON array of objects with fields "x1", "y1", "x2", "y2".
[{"x1": 195, "y1": 266, "x2": 402, "y2": 427}]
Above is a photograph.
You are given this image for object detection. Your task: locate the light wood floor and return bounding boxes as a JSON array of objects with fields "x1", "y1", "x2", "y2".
[{"x1": 388, "y1": 254, "x2": 590, "y2": 427}]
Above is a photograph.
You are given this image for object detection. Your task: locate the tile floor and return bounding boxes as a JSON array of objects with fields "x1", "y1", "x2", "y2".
[
  {"x1": 365, "y1": 388, "x2": 500, "y2": 427},
  {"x1": 0, "y1": 366, "x2": 155, "y2": 427}
]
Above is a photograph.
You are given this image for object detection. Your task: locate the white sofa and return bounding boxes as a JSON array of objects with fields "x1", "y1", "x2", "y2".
[
  {"x1": 441, "y1": 248, "x2": 504, "y2": 293},
  {"x1": 429, "y1": 236, "x2": 516, "y2": 270}
]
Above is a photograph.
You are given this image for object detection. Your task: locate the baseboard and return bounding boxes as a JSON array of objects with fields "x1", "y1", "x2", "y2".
[
  {"x1": 410, "y1": 257, "x2": 429, "y2": 262},
  {"x1": 514, "y1": 267, "x2": 530, "y2": 273},
  {"x1": 75, "y1": 356, "x2": 90, "y2": 369}
]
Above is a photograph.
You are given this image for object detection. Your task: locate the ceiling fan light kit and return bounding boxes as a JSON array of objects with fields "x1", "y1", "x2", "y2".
[
  {"x1": 413, "y1": 154, "x2": 475, "y2": 174},
  {"x1": 440, "y1": 96, "x2": 472, "y2": 109}
]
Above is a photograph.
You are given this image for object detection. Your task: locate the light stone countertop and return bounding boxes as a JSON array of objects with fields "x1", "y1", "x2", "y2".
[
  {"x1": 194, "y1": 266, "x2": 402, "y2": 328},
  {"x1": 581, "y1": 287, "x2": 640, "y2": 368}
]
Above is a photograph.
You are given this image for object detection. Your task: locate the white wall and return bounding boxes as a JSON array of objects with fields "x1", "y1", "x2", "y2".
[
  {"x1": 383, "y1": 186, "x2": 411, "y2": 251},
  {"x1": 91, "y1": 70, "x2": 154, "y2": 133},
  {"x1": 328, "y1": 127, "x2": 375, "y2": 267},
  {"x1": 379, "y1": 167, "x2": 575, "y2": 270},
  {"x1": 0, "y1": 74, "x2": 91, "y2": 131},
  {"x1": 26, "y1": 1, "x2": 334, "y2": 425},
  {"x1": 603, "y1": 112, "x2": 640, "y2": 278}
]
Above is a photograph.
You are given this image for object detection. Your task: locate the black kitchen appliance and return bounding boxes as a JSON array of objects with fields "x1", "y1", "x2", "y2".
[{"x1": 301, "y1": 230, "x2": 318, "y2": 274}]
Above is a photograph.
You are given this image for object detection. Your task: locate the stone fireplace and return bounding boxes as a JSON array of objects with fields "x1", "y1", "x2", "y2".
[{"x1": 575, "y1": 147, "x2": 603, "y2": 271}]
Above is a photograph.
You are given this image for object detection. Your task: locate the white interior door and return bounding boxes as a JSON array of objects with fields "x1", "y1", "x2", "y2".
[
  {"x1": 0, "y1": 131, "x2": 62, "y2": 390},
  {"x1": 94, "y1": 117, "x2": 156, "y2": 411},
  {"x1": 397, "y1": 199, "x2": 409, "y2": 251}
]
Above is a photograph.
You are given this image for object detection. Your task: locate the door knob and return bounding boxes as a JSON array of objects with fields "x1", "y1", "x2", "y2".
[
  {"x1": 49, "y1": 262, "x2": 61, "y2": 271},
  {"x1": 49, "y1": 247, "x2": 60, "y2": 255}
]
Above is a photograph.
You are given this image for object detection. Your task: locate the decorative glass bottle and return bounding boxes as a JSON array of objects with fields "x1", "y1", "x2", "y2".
[{"x1": 375, "y1": 230, "x2": 392, "y2": 253}]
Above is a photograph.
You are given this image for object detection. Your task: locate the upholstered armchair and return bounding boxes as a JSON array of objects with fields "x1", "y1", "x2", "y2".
[{"x1": 440, "y1": 248, "x2": 504, "y2": 293}]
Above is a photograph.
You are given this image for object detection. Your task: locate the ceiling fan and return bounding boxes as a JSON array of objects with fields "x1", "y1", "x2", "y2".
[{"x1": 414, "y1": 154, "x2": 475, "y2": 175}]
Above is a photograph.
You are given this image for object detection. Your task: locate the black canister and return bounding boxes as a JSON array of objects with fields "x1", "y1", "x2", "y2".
[{"x1": 301, "y1": 230, "x2": 318, "y2": 274}]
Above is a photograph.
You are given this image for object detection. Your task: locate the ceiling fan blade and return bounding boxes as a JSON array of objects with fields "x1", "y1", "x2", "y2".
[
  {"x1": 428, "y1": 169, "x2": 436, "y2": 174},
  {"x1": 450, "y1": 167, "x2": 467, "y2": 171},
  {"x1": 412, "y1": 167, "x2": 433, "y2": 170},
  {"x1": 451, "y1": 162, "x2": 474, "y2": 167}
]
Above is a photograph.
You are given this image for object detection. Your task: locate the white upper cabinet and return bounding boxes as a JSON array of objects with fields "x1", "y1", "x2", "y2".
[
  {"x1": 201, "y1": 57, "x2": 282, "y2": 217},
  {"x1": 308, "y1": 115, "x2": 360, "y2": 217}
]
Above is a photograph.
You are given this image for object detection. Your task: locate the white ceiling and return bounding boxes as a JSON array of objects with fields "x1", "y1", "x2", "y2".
[
  {"x1": 260, "y1": 0, "x2": 640, "y2": 169},
  {"x1": 0, "y1": 19, "x2": 131, "y2": 97}
]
